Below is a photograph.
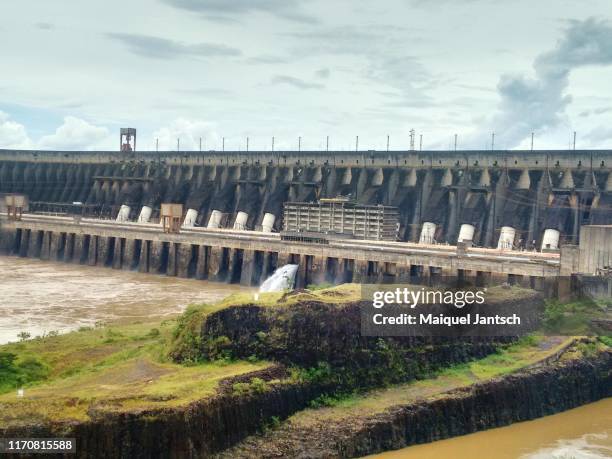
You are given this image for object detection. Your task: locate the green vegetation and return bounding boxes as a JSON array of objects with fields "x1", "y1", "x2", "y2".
[
  {"x1": 286, "y1": 335, "x2": 600, "y2": 427},
  {"x1": 0, "y1": 318, "x2": 270, "y2": 424},
  {"x1": 232, "y1": 377, "x2": 270, "y2": 396},
  {"x1": 543, "y1": 298, "x2": 610, "y2": 335},
  {"x1": 0, "y1": 352, "x2": 49, "y2": 393}
]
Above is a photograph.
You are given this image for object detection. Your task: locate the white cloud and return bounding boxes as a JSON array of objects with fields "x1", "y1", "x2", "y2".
[
  {"x1": 152, "y1": 118, "x2": 220, "y2": 151},
  {"x1": 470, "y1": 18, "x2": 612, "y2": 149},
  {"x1": 0, "y1": 111, "x2": 33, "y2": 149},
  {"x1": 37, "y1": 116, "x2": 112, "y2": 150}
]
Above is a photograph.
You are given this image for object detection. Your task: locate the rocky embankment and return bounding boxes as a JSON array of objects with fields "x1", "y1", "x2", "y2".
[
  {"x1": 220, "y1": 344, "x2": 612, "y2": 458},
  {"x1": 170, "y1": 289, "x2": 530, "y2": 390}
]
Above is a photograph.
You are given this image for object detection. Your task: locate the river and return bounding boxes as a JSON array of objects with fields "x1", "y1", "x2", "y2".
[
  {"x1": 369, "y1": 397, "x2": 612, "y2": 458},
  {"x1": 0, "y1": 256, "x2": 252, "y2": 344}
]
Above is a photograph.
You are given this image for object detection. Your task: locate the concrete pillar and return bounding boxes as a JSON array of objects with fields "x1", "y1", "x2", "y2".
[
  {"x1": 479, "y1": 168, "x2": 491, "y2": 187},
  {"x1": 372, "y1": 168, "x2": 384, "y2": 186},
  {"x1": 177, "y1": 243, "x2": 192, "y2": 278},
  {"x1": 260, "y1": 251, "x2": 277, "y2": 284},
  {"x1": 195, "y1": 245, "x2": 208, "y2": 280},
  {"x1": 405, "y1": 169, "x2": 417, "y2": 187},
  {"x1": 96, "y1": 236, "x2": 111, "y2": 267},
  {"x1": 38, "y1": 231, "x2": 51, "y2": 260},
  {"x1": 19, "y1": 229, "x2": 30, "y2": 258},
  {"x1": 559, "y1": 169, "x2": 574, "y2": 189},
  {"x1": 27, "y1": 230, "x2": 42, "y2": 258},
  {"x1": 138, "y1": 240, "x2": 149, "y2": 273},
  {"x1": 352, "y1": 259, "x2": 369, "y2": 283},
  {"x1": 240, "y1": 249, "x2": 256, "y2": 286},
  {"x1": 336, "y1": 258, "x2": 350, "y2": 283},
  {"x1": 208, "y1": 246, "x2": 225, "y2": 282},
  {"x1": 148, "y1": 241, "x2": 164, "y2": 274},
  {"x1": 341, "y1": 168, "x2": 352, "y2": 185},
  {"x1": 49, "y1": 233, "x2": 62, "y2": 261},
  {"x1": 491, "y1": 272, "x2": 509, "y2": 285},
  {"x1": 296, "y1": 255, "x2": 309, "y2": 289},
  {"x1": 73, "y1": 234, "x2": 85, "y2": 264},
  {"x1": 228, "y1": 249, "x2": 243, "y2": 283},
  {"x1": 167, "y1": 242, "x2": 177, "y2": 276},
  {"x1": 123, "y1": 238, "x2": 136, "y2": 270},
  {"x1": 63, "y1": 233, "x2": 75, "y2": 262},
  {"x1": 560, "y1": 245, "x2": 580, "y2": 276},
  {"x1": 441, "y1": 168, "x2": 453, "y2": 187},
  {"x1": 277, "y1": 252, "x2": 291, "y2": 268},
  {"x1": 87, "y1": 235, "x2": 97, "y2": 266},
  {"x1": 308, "y1": 256, "x2": 328, "y2": 285},
  {"x1": 517, "y1": 169, "x2": 531, "y2": 190},
  {"x1": 392, "y1": 263, "x2": 408, "y2": 283},
  {"x1": 112, "y1": 238, "x2": 123, "y2": 269}
]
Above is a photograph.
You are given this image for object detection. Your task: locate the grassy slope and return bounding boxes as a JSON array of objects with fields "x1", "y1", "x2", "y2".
[{"x1": 0, "y1": 319, "x2": 269, "y2": 425}]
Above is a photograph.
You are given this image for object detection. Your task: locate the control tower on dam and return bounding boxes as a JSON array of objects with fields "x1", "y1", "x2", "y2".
[{"x1": 1, "y1": 148, "x2": 612, "y2": 250}]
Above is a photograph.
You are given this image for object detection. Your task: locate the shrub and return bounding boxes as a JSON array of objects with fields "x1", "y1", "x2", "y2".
[{"x1": 0, "y1": 352, "x2": 49, "y2": 393}]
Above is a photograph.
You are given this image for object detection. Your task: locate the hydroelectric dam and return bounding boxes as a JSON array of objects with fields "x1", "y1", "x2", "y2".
[{"x1": 1, "y1": 147, "x2": 611, "y2": 289}]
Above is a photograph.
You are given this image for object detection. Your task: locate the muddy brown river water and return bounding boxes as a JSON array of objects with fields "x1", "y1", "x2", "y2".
[
  {"x1": 0, "y1": 256, "x2": 252, "y2": 344},
  {"x1": 368, "y1": 397, "x2": 612, "y2": 458}
]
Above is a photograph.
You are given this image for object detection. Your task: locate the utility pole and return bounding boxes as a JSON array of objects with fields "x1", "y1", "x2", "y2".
[
  {"x1": 386, "y1": 135, "x2": 390, "y2": 152},
  {"x1": 409, "y1": 129, "x2": 415, "y2": 151},
  {"x1": 573, "y1": 131, "x2": 576, "y2": 150},
  {"x1": 272, "y1": 136, "x2": 275, "y2": 152},
  {"x1": 491, "y1": 132, "x2": 495, "y2": 151},
  {"x1": 156, "y1": 138, "x2": 159, "y2": 152},
  {"x1": 531, "y1": 132, "x2": 534, "y2": 151},
  {"x1": 356, "y1": 135, "x2": 359, "y2": 152},
  {"x1": 222, "y1": 137, "x2": 225, "y2": 152},
  {"x1": 199, "y1": 137, "x2": 202, "y2": 152},
  {"x1": 454, "y1": 134, "x2": 458, "y2": 152},
  {"x1": 298, "y1": 136, "x2": 301, "y2": 152},
  {"x1": 177, "y1": 138, "x2": 180, "y2": 152},
  {"x1": 326, "y1": 135, "x2": 329, "y2": 152},
  {"x1": 419, "y1": 134, "x2": 423, "y2": 151},
  {"x1": 246, "y1": 137, "x2": 249, "y2": 152}
]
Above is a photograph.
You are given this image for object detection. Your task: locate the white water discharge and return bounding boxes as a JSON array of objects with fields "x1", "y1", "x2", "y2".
[{"x1": 259, "y1": 264, "x2": 299, "y2": 292}]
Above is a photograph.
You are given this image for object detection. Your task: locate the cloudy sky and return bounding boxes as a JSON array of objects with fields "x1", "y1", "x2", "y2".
[{"x1": 1, "y1": 0, "x2": 612, "y2": 152}]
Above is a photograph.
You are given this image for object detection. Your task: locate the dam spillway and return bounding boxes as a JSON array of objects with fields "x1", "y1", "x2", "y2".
[
  {"x1": 1, "y1": 148, "x2": 611, "y2": 247},
  {"x1": 0, "y1": 148, "x2": 611, "y2": 289}
]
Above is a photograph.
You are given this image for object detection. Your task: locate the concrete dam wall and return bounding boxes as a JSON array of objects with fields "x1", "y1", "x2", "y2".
[{"x1": 1, "y1": 148, "x2": 612, "y2": 249}]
